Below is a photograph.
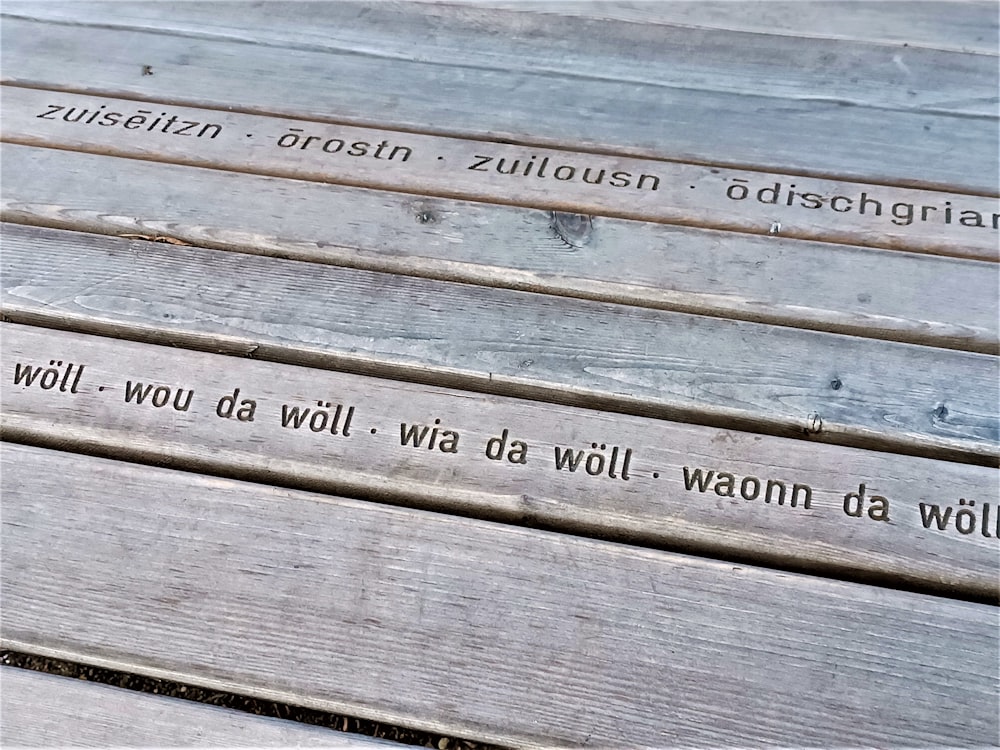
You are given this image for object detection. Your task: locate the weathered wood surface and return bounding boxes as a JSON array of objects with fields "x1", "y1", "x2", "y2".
[
  {"x1": 2, "y1": 3, "x2": 997, "y2": 746},
  {"x1": 460, "y1": 1, "x2": 1000, "y2": 54},
  {"x1": 2, "y1": 16, "x2": 996, "y2": 193},
  {"x1": 3, "y1": 224, "x2": 997, "y2": 464},
  {"x1": 7, "y1": 89, "x2": 996, "y2": 258},
  {"x1": 5, "y1": 144, "x2": 997, "y2": 353},
  {"x1": 1, "y1": 668, "x2": 390, "y2": 748},
  {"x1": 6, "y1": 323, "x2": 996, "y2": 597},
  {"x1": 6, "y1": 1, "x2": 996, "y2": 117},
  {"x1": 3, "y1": 444, "x2": 998, "y2": 749}
]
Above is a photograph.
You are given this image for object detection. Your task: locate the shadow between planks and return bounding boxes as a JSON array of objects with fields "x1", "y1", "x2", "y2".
[
  {"x1": 3, "y1": 144, "x2": 998, "y2": 354},
  {"x1": 0, "y1": 668, "x2": 414, "y2": 750},
  {"x1": 2, "y1": 223, "x2": 997, "y2": 466},
  {"x1": 3, "y1": 322, "x2": 998, "y2": 601},
  {"x1": 3, "y1": 443, "x2": 998, "y2": 749}
]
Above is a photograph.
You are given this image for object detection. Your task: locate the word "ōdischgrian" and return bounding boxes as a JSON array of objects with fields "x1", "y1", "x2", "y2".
[{"x1": 726, "y1": 178, "x2": 999, "y2": 230}]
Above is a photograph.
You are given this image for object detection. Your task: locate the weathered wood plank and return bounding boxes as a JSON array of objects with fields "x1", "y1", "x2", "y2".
[
  {"x1": 3, "y1": 224, "x2": 996, "y2": 463},
  {"x1": 5, "y1": 1, "x2": 996, "y2": 116},
  {"x1": 4, "y1": 144, "x2": 997, "y2": 353},
  {"x1": 2, "y1": 17, "x2": 996, "y2": 193},
  {"x1": 4, "y1": 88, "x2": 998, "y2": 259},
  {"x1": 4, "y1": 323, "x2": 996, "y2": 597},
  {"x1": 3, "y1": 444, "x2": 997, "y2": 748},
  {"x1": 463, "y1": 1, "x2": 1000, "y2": 54},
  {"x1": 1, "y1": 668, "x2": 392, "y2": 748}
]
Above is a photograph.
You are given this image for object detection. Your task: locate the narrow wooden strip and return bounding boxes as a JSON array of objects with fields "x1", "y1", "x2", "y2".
[
  {"x1": 0, "y1": 668, "x2": 391, "y2": 748},
  {"x1": 4, "y1": 144, "x2": 996, "y2": 353},
  {"x1": 5, "y1": 1, "x2": 995, "y2": 116},
  {"x1": 4, "y1": 88, "x2": 997, "y2": 259},
  {"x1": 2, "y1": 224, "x2": 996, "y2": 463},
  {"x1": 3, "y1": 323, "x2": 997, "y2": 597},
  {"x1": 3, "y1": 444, "x2": 998, "y2": 748},
  {"x1": 455, "y1": 1, "x2": 1000, "y2": 54},
  {"x1": 2, "y1": 18, "x2": 997, "y2": 195}
]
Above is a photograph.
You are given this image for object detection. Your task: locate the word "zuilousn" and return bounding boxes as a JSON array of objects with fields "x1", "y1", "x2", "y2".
[{"x1": 468, "y1": 153, "x2": 661, "y2": 191}]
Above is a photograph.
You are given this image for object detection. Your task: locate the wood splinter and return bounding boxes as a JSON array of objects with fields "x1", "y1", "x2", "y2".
[{"x1": 119, "y1": 233, "x2": 192, "y2": 246}]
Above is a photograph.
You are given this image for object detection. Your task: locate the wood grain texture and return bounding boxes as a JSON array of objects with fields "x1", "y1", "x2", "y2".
[
  {"x1": 1, "y1": 17, "x2": 996, "y2": 194},
  {"x1": 463, "y1": 1, "x2": 1000, "y2": 54},
  {"x1": 4, "y1": 323, "x2": 997, "y2": 598},
  {"x1": 5, "y1": 1, "x2": 996, "y2": 116},
  {"x1": 3, "y1": 224, "x2": 997, "y2": 464},
  {"x1": 1, "y1": 668, "x2": 391, "y2": 748},
  {"x1": 3, "y1": 444, "x2": 998, "y2": 748},
  {"x1": 4, "y1": 88, "x2": 998, "y2": 259},
  {"x1": 3, "y1": 144, "x2": 997, "y2": 353}
]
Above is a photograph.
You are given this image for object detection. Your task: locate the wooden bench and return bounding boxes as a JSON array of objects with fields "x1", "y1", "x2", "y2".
[{"x1": 2, "y1": 2, "x2": 998, "y2": 747}]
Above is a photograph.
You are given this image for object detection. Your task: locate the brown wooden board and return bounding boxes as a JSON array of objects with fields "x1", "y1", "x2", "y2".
[
  {"x1": 5, "y1": 323, "x2": 998, "y2": 598},
  {"x1": 1, "y1": 15, "x2": 997, "y2": 194},
  {"x1": 4, "y1": 144, "x2": 997, "y2": 353},
  {"x1": 451, "y1": 1, "x2": 1000, "y2": 54},
  {"x1": 1, "y1": 668, "x2": 395, "y2": 748},
  {"x1": 6, "y1": 1, "x2": 996, "y2": 116},
  {"x1": 4, "y1": 87, "x2": 997, "y2": 258},
  {"x1": 3, "y1": 224, "x2": 997, "y2": 464},
  {"x1": 3, "y1": 443, "x2": 998, "y2": 748}
]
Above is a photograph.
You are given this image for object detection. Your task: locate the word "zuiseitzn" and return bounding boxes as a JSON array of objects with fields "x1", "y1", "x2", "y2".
[{"x1": 36, "y1": 104, "x2": 223, "y2": 139}]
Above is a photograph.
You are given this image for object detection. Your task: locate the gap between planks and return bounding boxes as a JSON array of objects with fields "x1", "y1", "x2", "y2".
[
  {"x1": 0, "y1": 666, "x2": 403, "y2": 749},
  {"x1": 3, "y1": 144, "x2": 997, "y2": 354},
  {"x1": 3, "y1": 443, "x2": 998, "y2": 749},
  {"x1": 3, "y1": 322, "x2": 997, "y2": 600}
]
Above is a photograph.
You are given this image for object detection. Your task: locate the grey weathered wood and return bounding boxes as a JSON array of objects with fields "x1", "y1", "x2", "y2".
[
  {"x1": 1, "y1": 668, "x2": 392, "y2": 748},
  {"x1": 2, "y1": 17, "x2": 996, "y2": 193},
  {"x1": 3, "y1": 224, "x2": 996, "y2": 464},
  {"x1": 5, "y1": 88, "x2": 997, "y2": 259},
  {"x1": 5, "y1": 1, "x2": 996, "y2": 116},
  {"x1": 6, "y1": 323, "x2": 997, "y2": 597},
  {"x1": 3, "y1": 444, "x2": 998, "y2": 748},
  {"x1": 3, "y1": 144, "x2": 997, "y2": 353},
  {"x1": 465, "y1": 1, "x2": 1000, "y2": 54}
]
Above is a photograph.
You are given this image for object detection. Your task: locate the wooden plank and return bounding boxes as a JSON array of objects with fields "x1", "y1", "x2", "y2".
[
  {"x1": 1, "y1": 668, "x2": 392, "y2": 748},
  {"x1": 4, "y1": 322, "x2": 997, "y2": 598},
  {"x1": 2, "y1": 18, "x2": 997, "y2": 193},
  {"x1": 5, "y1": 1, "x2": 996, "y2": 117},
  {"x1": 3, "y1": 224, "x2": 997, "y2": 464},
  {"x1": 463, "y1": 1, "x2": 1000, "y2": 55},
  {"x1": 4, "y1": 88, "x2": 998, "y2": 260},
  {"x1": 4, "y1": 144, "x2": 997, "y2": 354},
  {"x1": 3, "y1": 444, "x2": 997, "y2": 748}
]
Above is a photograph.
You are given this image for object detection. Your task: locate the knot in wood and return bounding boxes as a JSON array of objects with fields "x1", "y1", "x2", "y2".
[{"x1": 551, "y1": 211, "x2": 593, "y2": 248}]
